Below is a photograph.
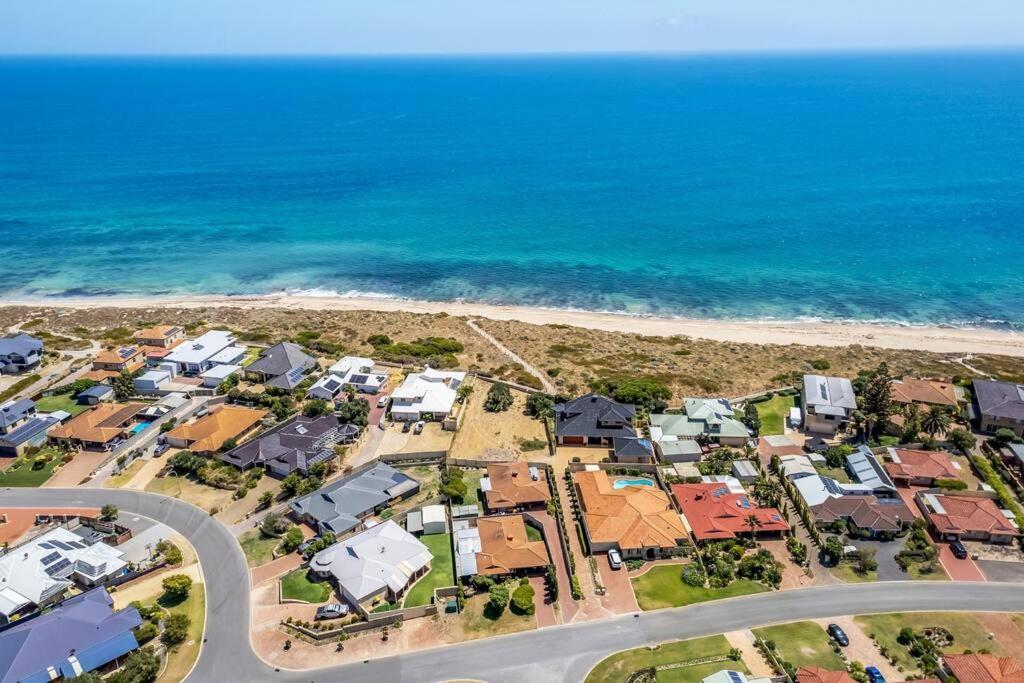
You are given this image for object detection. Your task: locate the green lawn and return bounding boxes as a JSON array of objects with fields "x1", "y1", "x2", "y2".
[
  {"x1": 631, "y1": 566, "x2": 768, "y2": 611},
  {"x1": 526, "y1": 524, "x2": 542, "y2": 542},
  {"x1": 753, "y1": 621, "x2": 845, "y2": 670},
  {"x1": 854, "y1": 612, "x2": 1003, "y2": 671},
  {"x1": 0, "y1": 450, "x2": 62, "y2": 487},
  {"x1": 830, "y1": 563, "x2": 877, "y2": 583},
  {"x1": 586, "y1": 635, "x2": 745, "y2": 683},
  {"x1": 160, "y1": 583, "x2": 206, "y2": 683},
  {"x1": 238, "y1": 529, "x2": 281, "y2": 568},
  {"x1": 751, "y1": 394, "x2": 799, "y2": 436},
  {"x1": 280, "y1": 568, "x2": 332, "y2": 603},
  {"x1": 404, "y1": 533, "x2": 454, "y2": 607},
  {"x1": 460, "y1": 469, "x2": 483, "y2": 506},
  {"x1": 34, "y1": 392, "x2": 89, "y2": 417}
]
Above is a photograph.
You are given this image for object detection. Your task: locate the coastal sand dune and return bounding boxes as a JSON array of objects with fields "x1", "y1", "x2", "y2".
[{"x1": 9, "y1": 293, "x2": 1022, "y2": 358}]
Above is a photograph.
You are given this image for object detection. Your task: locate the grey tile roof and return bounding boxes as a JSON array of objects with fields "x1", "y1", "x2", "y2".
[
  {"x1": 554, "y1": 393, "x2": 637, "y2": 440},
  {"x1": 0, "y1": 399, "x2": 35, "y2": 430},
  {"x1": 290, "y1": 462, "x2": 420, "y2": 535},
  {"x1": 974, "y1": 379, "x2": 1024, "y2": 421},
  {"x1": 0, "y1": 334, "x2": 43, "y2": 357},
  {"x1": 219, "y1": 414, "x2": 358, "y2": 473},
  {"x1": 245, "y1": 342, "x2": 316, "y2": 378},
  {"x1": 0, "y1": 416, "x2": 58, "y2": 447},
  {"x1": 613, "y1": 437, "x2": 655, "y2": 459}
]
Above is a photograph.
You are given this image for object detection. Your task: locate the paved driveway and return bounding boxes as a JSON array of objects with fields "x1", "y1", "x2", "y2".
[
  {"x1": 845, "y1": 537, "x2": 906, "y2": 581},
  {"x1": 597, "y1": 555, "x2": 639, "y2": 614},
  {"x1": 938, "y1": 543, "x2": 986, "y2": 581},
  {"x1": 977, "y1": 560, "x2": 1024, "y2": 583}
]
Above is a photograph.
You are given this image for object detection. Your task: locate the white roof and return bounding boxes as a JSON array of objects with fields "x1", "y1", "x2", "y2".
[
  {"x1": 804, "y1": 374, "x2": 857, "y2": 413},
  {"x1": 0, "y1": 527, "x2": 127, "y2": 616},
  {"x1": 701, "y1": 475, "x2": 745, "y2": 494},
  {"x1": 422, "y1": 505, "x2": 447, "y2": 525},
  {"x1": 200, "y1": 364, "x2": 241, "y2": 380},
  {"x1": 328, "y1": 356, "x2": 375, "y2": 376},
  {"x1": 157, "y1": 392, "x2": 189, "y2": 409},
  {"x1": 309, "y1": 520, "x2": 431, "y2": 603},
  {"x1": 165, "y1": 331, "x2": 236, "y2": 365},
  {"x1": 137, "y1": 369, "x2": 170, "y2": 383},
  {"x1": 390, "y1": 367, "x2": 465, "y2": 414},
  {"x1": 454, "y1": 522, "x2": 481, "y2": 577},
  {"x1": 780, "y1": 454, "x2": 817, "y2": 479},
  {"x1": 209, "y1": 345, "x2": 247, "y2": 365}
]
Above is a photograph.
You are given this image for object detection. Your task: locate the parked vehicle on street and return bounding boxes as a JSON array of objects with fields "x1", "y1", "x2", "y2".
[
  {"x1": 950, "y1": 540, "x2": 969, "y2": 559},
  {"x1": 315, "y1": 603, "x2": 349, "y2": 620},
  {"x1": 827, "y1": 623, "x2": 849, "y2": 646},
  {"x1": 608, "y1": 549, "x2": 623, "y2": 570}
]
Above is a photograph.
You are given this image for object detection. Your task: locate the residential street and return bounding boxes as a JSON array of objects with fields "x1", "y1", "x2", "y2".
[{"x1": 9, "y1": 488, "x2": 1024, "y2": 683}]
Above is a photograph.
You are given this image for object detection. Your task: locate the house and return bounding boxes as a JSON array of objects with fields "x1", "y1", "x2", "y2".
[
  {"x1": 844, "y1": 447, "x2": 896, "y2": 495},
  {"x1": 649, "y1": 399, "x2": 750, "y2": 448},
  {"x1": 389, "y1": 367, "x2": 466, "y2": 422},
  {"x1": 164, "y1": 330, "x2": 239, "y2": 375},
  {"x1": 796, "y1": 667, "x2": 856, "y2": 683},
  {"x1": 802, "y1": 375, "x2": 857, "y2": 435},
  {"x1": 76, "y1": 384, "x2": 114, "y2": 405},
  {"x1": 657, "y1": 438, "x2": 704, "y2": 464},
  {"x1": 0, "y1": 334, "x2": 43, "y2": 374},
  {"x1": 0, "y1": 527, "x2": 128, "y2": 619},
  {"x1": 200, "y1": 363, "x2": 241, "y2": 388},
  {"x1": 554, "y1": 393, "x2": 636, "y2": 447},
  {"x1": 164, "y1": 404, "x2": 267, "y2": 454},
  {"x1": 289, "y1": 462, "x2": 420, "y2": 536},
  {"x1": 309, "y1": 520, "x2": 431, "y2": 609},
  {"x1": 672, "y1": 483, "x2": 788, "y2": 542},
  {"x1": 475, "y1": 515, "x2": 550, "y2": 577},
  {"x1": 883, "y1": 447, "x2": 960, "y2": 487},
  {"x1": 757, "y1": 434, "x2": 805, "y2": 463},
  {"x1": 574, "y1": 470, "x2": 687, "y2": 559},
  {"x1": 0, "y1": 588, "x2": 142, "y2": 682},
  {"x1": 703, "y1": 671, "x2": 773, "y2": 683},
  {"x1": 0, "y1": 399, "x2": 36, "y2": 436},
  {"x1": 243, "y1": 342, "x2": 317, "y2": 392},
  {"x1": 942, "y1": 653, "x2": 1024, "y2": 683},
  {"x1": 218, "y1": 414, "x2": 358, "y2": 477},
  {"x1": 891, "y1": 376, "x2": 959, "y2": 408},
  {"x1": 480, "y1": 462, "x2": 551, "y2": 512},
  {"x1": 308, "y1": 356, "x2": 389, "y2": 400},
  {"x1": 135, "y1": 324, "x2": 185, "y2": 349},
  {"x1": 0, "y1": 414, "x2": 63, "y2": 456},
  {"x1": 137, "y1": 392, "x2": 188, "y2": 420},
  {"x1": 90, "y1": 345, "x2": 145, "y2": 375},
  {"x1": 916, "y1": 490, "x2": 1020, "y2": 543},
  {"x1": 812, "y1": 495, "x2": 915, "y2": 536},
  {"x1": 613, "y1": 436, "x2": 656, "y2": 463},
  {"x1": 133, "y1": 369, "x2": 172, "y2": 395},
  {"x1": 973, "y1": 379, "x2": 1024, "y2": 438},
  {"x1": 48, "y1": 402, "x2": 145, "y2": 450},
  {"x1": 780, "y1": 454, "x2": 818, "y2": 481},
  {"x1": 731, "y1": 459, "x2": 759, "y2": 483}
]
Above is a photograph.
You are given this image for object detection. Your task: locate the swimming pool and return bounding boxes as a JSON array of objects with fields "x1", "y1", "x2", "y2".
[
  {"x1": 612, "y1": 478, "x2": 654, "y2": 490},
  {"x1": 129, "y1": 422, "x2": 149, "y2": 435}
]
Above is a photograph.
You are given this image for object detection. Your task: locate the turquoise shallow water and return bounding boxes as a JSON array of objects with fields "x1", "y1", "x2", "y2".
[{"x1": 0, "y1": 53, "x2": 1022, "y2": 326}]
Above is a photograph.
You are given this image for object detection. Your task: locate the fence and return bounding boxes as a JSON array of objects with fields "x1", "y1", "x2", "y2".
[
  {"x1": 567, "y1": 461, "x2": 662, "y2": 474},
  {"x1": 379, "y1": 450, "x2": 448, "y2": 465}
]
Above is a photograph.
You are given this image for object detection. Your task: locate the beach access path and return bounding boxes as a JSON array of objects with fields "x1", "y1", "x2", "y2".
[{"x1": 465, "y1": 318, "x2": 556, "y2": 392}]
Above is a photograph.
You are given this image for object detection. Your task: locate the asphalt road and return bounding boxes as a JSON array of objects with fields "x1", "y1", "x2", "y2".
[{"x1": 9, "y1": 488, "x2": 1024, "y2": 683}]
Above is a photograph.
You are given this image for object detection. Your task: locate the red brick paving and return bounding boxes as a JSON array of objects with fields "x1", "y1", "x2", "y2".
[
  {"x1": 529, "y1": 575, "x2": 557, "y2": 627},
  {"x1": 0, "y1": 508, "x2": 100, "y2": 544},
  {"x1": 597, "y1": 554, "x2": 639, "y2": 614},
  {"x1": 937, "y1": 543, "x2": 986, "y2": 581},
  {"x1": 251, "y1": 552, "x2": 305, "y2": 586},
  {"x1": 529, "y1": 510, "x2": 578, "y2": 623}
]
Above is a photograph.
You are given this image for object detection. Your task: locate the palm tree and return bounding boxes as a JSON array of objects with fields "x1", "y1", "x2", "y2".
[
  {"x1": 744, "y1": 515, "x2": 764, "y2": 542},
  {"x1": 921, "y1": 405, "x2": 952, "y2": 437},
  {"x1": 753, "y1": 476, "x2": 784, "y2": 507}
]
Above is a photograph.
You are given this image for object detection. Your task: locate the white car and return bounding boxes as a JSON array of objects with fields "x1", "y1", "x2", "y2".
[
  {"x1": 413, "y1": 420, "x2": 425, "y2": 434},
  {"x1": 608, "y1": 549, "x2": 623, "y2": 570},
  {"x1": 377, "y1": 395, "x2": 390, "y2": 409}
]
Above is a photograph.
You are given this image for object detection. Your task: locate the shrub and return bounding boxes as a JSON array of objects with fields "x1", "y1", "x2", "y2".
[
  {"x1": 487, "y1": 583, "x2": 510, "y2": 616},
  {"x1": 935, "y1": 478, "x2": 967, "y2": 490},
  {"x1": 133, "y1": 621, "x2": 159, "y2": 644},
  {"x1": 160, "y1": 613, "x2": 191, "y2": 647},
  {"x1": 483, "y1": 383, "x2": 514, "y2": 412},
  {"x1": 161, "y1": 574, "x2": 193, "y2": 602},
  {"x1": 510, "y1": 583, "x2": 535, "y2": 615},
  {"x1": 681, "y1": 562, "x2": 706, "y2": 587},
  {"x1": 282, "y1": 526, "x2": 305, "y2": 552},
  {"x1": 156, "y1": 540, "x2": 183, "y2": 566}
]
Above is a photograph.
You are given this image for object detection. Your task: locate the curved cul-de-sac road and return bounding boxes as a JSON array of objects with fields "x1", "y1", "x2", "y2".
[{"x1": 8, "y1": 488, "x2": 1024, "y2": 682}]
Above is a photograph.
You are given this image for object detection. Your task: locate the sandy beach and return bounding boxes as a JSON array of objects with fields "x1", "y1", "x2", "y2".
[{"x1": 6, "y1": 293, "x2": 1023, "y2": 358}]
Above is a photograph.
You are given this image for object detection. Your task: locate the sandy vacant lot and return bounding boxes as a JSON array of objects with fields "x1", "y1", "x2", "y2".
[
  {"x1": 449, "y1": 377, "x2": 549, "y2": 462},
  {"x1": 379, "y1": 421, "x2": 455, "y2": 455}
]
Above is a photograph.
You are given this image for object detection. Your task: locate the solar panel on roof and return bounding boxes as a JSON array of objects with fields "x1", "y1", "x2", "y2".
[
  {"x1": 729, "y1": 672, "x2": 744, "y2": 683},
  {"x1": 39, "y1": 542, "x2": 53, "y2": 549},
  {"x1": 819, "y1": 383, "x2": 829, "y2": 400},
  {"x1": 50, "y1": 540, "x2": 71, "y2": 551},
  {"x1": 40, "y1": 551, "x2": 62, "y2": 565},
  {"x1": 823, "y1": 478, "x2": 845, "y2": 495},
  {"x1": 66, "y1": 541, "x2": 85, "y2": 549},
  {"x1": 44, "y1": 557, "x2": 72, "y2": 576},
  {"x1": 118, "y1": 347, "x2": 135, "y2": 359}
]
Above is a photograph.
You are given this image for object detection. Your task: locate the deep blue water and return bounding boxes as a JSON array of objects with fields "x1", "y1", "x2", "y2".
[{"x1": 1, "y1": 53, "x2": 1022, "y2": 326}]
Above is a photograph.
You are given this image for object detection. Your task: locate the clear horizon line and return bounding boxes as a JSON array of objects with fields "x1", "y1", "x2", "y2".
[{"x1": 1, "y1": 43, "x2": 1023, "y2": 59}]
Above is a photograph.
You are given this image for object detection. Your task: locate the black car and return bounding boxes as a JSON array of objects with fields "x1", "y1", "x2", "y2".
[
  {"x1": 827, "y1": 623, "x2": 849, "y2": 646},
  {"x1": 402, "y1": 421, "x2": 412, "y2": 433},
  {"x1": 950, "y1": 540, "x2": 969, "y2": 559}
]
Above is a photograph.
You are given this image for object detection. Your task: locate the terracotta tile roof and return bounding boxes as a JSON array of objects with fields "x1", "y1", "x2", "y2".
[
  {"x1": 884, "y1": 448, "x2": 960, "y2": 482},
  {"x1": 672, "y1": 483, "x2": 789, "y2": 541},
  {"x1": 136, "y1": 325, "x2": 183, "y2": 341},
  {"x1": 812, "y1": 495, "x2": 915, "y2": 533},
  {"x1": 891, "y1": 376, "x2": 958, "y2": 407},
  {"x1": 757, "y1": 435, "x2": 805, "y2": 458},
  {"x1": 475, "y1": 515, "x2": 551, "y2": 575},
  {"x1": 796, "y1": 667, "x2": 856, "y2": 683},
  {"x1": 484, "y1": 463, "x2": 551, "y2": 510},
  {"x1": 48, "y1": 402, "x2": 145, "y2": 444},
  {"x1": 81, "y1": 369, "x2": 120, "y2": 382},
  {"x1": 574, "y1": 470, "x2": 686, "y2": 551},
  {"x1": 924, "y1": 494, "x2": 1020, "y2": 537},
  {"x1": 166, "y1": 405, "x2": 267, "y2": 453},
  {"x1": 945, "y1": 653, "x2": 1024, "y2": 683},
  {"x1": 92, "y1": 345, "x2": 144, "y2": 367}
]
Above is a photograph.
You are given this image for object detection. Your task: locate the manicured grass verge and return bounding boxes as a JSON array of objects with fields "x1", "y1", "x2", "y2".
[
  {"x1": 854, "y1": 612, "x2": 1004, "y2": 671},
  {"x1": 35, "y1": 392, "x2": 89, "y2": 416},
  {"x1": 0, "y1": 450, "x2": 62, "y2": 487},
  {"x1": 238, "y1": 530, "x2": 281, "y2": 568},
  {"x1": 104, "y1": 459, "x2": 146, "y2": 488},
  {"x1": 906, "y1": 562, "x2": 949, "y2": 581},
  {"x1": 159, "y1": 583, "x2": 206, "y2": 683},
  {"x1": 586, "y1": 635, "x2": 746, "y2": 683},
  {"x1": 830, "y1": 563, "x2": 876, "y2": 583},
  {"x1": 280, "y1": 568, "x2": 331, "y2": 603},
  {"x1": 459, "y1": 593, "x2": 535, "y2": 640},
  {"x1": 753, "y1": 621, "x2": 844, "y2": 670},
  {"x1": 403, "y1": 533, "x2": 454, "y2": 607},
  {"x1": 752, "y1": 394, "x2": 798, "y2": 436},
  {"x1": 631, "y1": 566, "x2": 767, "y2": 611}
]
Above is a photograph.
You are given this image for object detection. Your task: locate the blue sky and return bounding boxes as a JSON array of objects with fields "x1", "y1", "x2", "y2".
[{"x1": 3, "y1": 0, "x2": 1024, "y2": 55}]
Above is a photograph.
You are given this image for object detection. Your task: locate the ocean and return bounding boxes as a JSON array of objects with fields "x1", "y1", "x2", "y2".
[{"x1": 0, "y1": 52, "x2": 1022, "y2": 327}]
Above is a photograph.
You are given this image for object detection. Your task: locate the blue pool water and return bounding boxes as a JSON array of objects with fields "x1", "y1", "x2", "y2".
[
  {"x1": 129, "y1": 422, "x2": 149, "y2": 435},
  {"x1": 612, "y1": 478, "x2": 655, "y2": 490},
  {"x1": 1, "y1": 52, "x2": 1022, "y2": 326}
]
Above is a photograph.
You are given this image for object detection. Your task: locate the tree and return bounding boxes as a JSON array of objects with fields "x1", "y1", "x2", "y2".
[
  {"x1": 823, "y1": 445, "x2": 849, "y2": 469},
  {"x1": 525, "y1": 392, "x2": 556, "y2": 419},
  {"x1": 302, "y1": 399, "x2": 331, "y2": 417},
  {"x1": 160, "y1": 612, "x2": 191, "y2": 647},
  {"x1": 487, "y1": 583, "x2": 510, "y2": 616},
  {"x1": 857, "y1": 363, "x2": 894, "y2": 440},
  {"x1": 854, "y1": 546, "x2": 878, "y2": 575},
  {"x1": 282, "y1": 526, "x2": 304, "y2": 552},
  {"x1": 744, "y1": 515, "x2": 764, "y2": 542},
  {"x1": 510, "y1": 582, "x2": 536, "y2": 615},
  {"x1": 921, "y1": 405, "x2": 952, "y2": 437},
  {"x1": 822, "y1": 535, "x2": 845, "y2": 565},
  {"x1": 101, "y1": 504, "x2": 118, "y2": 521},
  {"x1": 261, "y1": 512, "x2": 291, "y2": 536},
  {"x1": 993, "y1": 428, "x2": 1018, "y2": 447},
  {"x1": 947, "y1": 428, "x2": 977, "y2": 454},
  {"x1": 75, "y1": 673, "x2": 105, "y2": 683},
  {"x1": 220, "y1": 437, "x2": 237, "y2": 452},
  {"x1": 441, "y1": 467, "x2": 468, "y2": 501},
  {"x1": 752, "y1": 476, "x2": 783, "y2": 507},
  {"x1": 483, "y1": 383, "x2": 514, "y2": 412},
  {"x1": 742, "y1": 403, "x2": 762, "y2": 437},
  {"x1": 280, "y1": 472, "x2": 303, "y2": 497},
  {"x1": 456, "y1": 384, "x2": 474, "y2": 402},
  {"x1": 109, "y1": 648, "x2": 160, "y2": 683},
  {"x1": 161, "y1": 574, "x2": 193, "y2": 602},
  {"x1": 159, "y1": 417, "x2": 177, "y2": 433},
  {"x1": 336, "y1": 398, "x2": 371, "y2": 426},
  {"x1": 257, "y1": 491, "x2": 274, "y2": 510},
  {"x1": 156, "y1": 539, "x2": 182, "y2": 565},
  {"x1": 111, "y1": 370, "x2": 137, "y2": 400},
  {"x1": 901, "y1": 403, "x2": 921, "y2": 443}
]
